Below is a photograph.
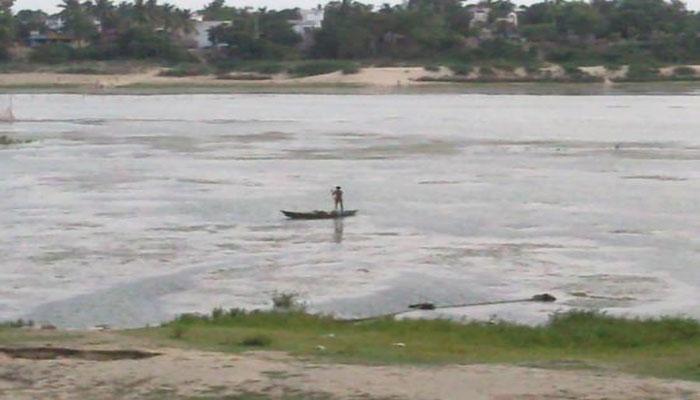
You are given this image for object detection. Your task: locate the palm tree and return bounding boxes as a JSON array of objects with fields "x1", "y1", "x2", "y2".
[
  {"x1": 175, "y1": 8, "x2": 195, "y2": 35},
  {"x1": 89, "y1": 0, "x2": 116, "y2": 29},
  {"x1": 131, "y1": 0, "x2": 149, "y2": 26},
  {"x1": 0, "y1": 0, "x2": 14, "y2": 13},
  {"x1": 58, "y1": 0, "x2": 98, "y2": 45}
]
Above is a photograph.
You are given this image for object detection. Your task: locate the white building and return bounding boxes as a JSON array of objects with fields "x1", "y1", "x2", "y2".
[
  {"x1": 496, "y1": 12, "x2": 518, "y2": 27},
  {"x1": 46, "y1": 16, "x2": 64, "y2": 31},
  {"x1": 191, "y1": 12, "x2": 205, "y2": 22},
  {"x1": 288, "y1": 8, "x2": 324, "y2": 50},
  {"x1": 289, "y1": 8, "x2": 324, "y2": 36},
  {"x1": 469, "y1": 5, "x2": 490, "y2": 28}
]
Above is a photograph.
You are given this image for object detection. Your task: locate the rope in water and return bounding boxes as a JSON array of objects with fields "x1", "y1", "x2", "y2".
[{"x1": 339, "y1": 293, "x2": 556, "y2": 323}]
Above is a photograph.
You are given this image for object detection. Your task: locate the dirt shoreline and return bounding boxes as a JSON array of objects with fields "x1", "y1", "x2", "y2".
[
  {"x1": 1, "y1": 330, "x2": 699, "y2": 400},
  {"x1": 1, "y1": 65, "x2": 699, "y2": 94},
  {"x1": 0, "y1": 67, "x2": 444, "y2": 90}
]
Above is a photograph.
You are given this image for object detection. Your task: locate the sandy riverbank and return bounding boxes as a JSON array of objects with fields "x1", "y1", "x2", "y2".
[
  {"x1": 2, "y1": 65, "x2": 699, "y2": 92},
  {"x1": 0, "y1": 67, "x2": 444, "y2": 90},
  {"x1": 1, "y1": 330, "x2": 700, "y2": 400}
]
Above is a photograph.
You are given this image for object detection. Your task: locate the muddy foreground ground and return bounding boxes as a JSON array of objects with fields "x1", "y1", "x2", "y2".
[{"x1": 1, "y1": 330, "x2": 700, "y2": 400}]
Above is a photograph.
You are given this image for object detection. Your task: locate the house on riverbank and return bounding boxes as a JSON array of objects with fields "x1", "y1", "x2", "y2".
[
  {"x1": 28, "y1": 31, "x2": 75, "y2": 47},
  {"x1": 289, "y1": 8, "x2": 324, "y2": 49},
  {"x1": 183, "y1": 13, "x2": 231, "y2": 49}
]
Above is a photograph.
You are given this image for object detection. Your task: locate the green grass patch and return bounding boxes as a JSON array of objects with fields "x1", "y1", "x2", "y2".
[
  {"x1": 240, "y1": 334, "x2": 273, "y2": 347},
  {"x1": 0, "y1": 326, "x2": 81, "y2": 346},
  {"x1": 128, "y1": 309, "x2": 700, "y2": 381}
]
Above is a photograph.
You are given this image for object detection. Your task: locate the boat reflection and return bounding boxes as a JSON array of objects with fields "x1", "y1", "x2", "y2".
[{"x1": 333, "y1": 218, "x2": 344, "y2": 243}]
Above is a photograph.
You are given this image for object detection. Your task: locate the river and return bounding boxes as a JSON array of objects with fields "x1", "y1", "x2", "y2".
[{"x1": 2, "y1": 93, "x2": 699, "y2": 328}]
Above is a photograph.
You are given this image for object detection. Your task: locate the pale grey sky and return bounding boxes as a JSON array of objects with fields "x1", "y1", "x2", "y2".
[{"x1": 14, "y1": 0, "x2": 700, "y2": 13}]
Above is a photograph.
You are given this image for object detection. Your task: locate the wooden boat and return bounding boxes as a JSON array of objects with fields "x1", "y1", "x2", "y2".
[{"x1": 281, "y1": 210, "x2": 358, "y2": 220}]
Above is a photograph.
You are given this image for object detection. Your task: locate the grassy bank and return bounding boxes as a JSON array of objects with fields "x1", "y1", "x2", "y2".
[{"x1": 126, "y1": 309, "x2": 700, "y2": 382}]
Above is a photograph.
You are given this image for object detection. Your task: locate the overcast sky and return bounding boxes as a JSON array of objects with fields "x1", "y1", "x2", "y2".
[{"x1": 14, "y1": 0, "x2": 700, "y2": 13}]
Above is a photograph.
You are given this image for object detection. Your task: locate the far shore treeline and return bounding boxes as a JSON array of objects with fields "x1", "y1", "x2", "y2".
[{"x1": 1, "y1": 0, "x2": 700, "y2": 73}]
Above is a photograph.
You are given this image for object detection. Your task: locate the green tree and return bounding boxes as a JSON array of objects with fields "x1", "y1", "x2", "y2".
[
  {"x1": 58, "y1": 0, "x2": 98, "y2": 45},
  {"x1": 15, "y1": 10, "x2": 49, "y2": 41},
  {"x1": 201, "y1": 0, "x2": 237, "y2": 20},
  {"x1": 312, "y1": 1, "x2": 377, "y2": 58},
  {"x1": 0, "y1": 0, "x2": 13, "y2": 60},
  {"x1": 207, "y1": 8, "x2": 300, "y2": 60},
  {"x1": 259, "y1": 10, "x2": 301, "y2": 46},
  {"x1": 86, "y1": 0, "x2": 117, "y2": 30},
  {"x1": 486, "y1": 0, "x2": 516, "y2": 19},
  {"x1": 117, "y1": 25, "x2": 190, "y2": 60},
  {"x1": 610, "y1": 0, "x2": 687, "y2": 39},
  {"x1": 555, "y1": 2, "x2": 602, "y2": 38},
  {"x1": 519, "y1": 1, "x2": 557, "y2": 25}
]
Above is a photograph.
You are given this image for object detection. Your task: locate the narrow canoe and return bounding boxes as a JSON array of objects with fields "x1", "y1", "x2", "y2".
[{"x1": 281, "y1": 210, "x2": 358, "y2": 220}]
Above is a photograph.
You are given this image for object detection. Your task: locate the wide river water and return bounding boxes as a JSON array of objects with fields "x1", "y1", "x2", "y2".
[{"x1": 2, "y1": 93, "x2": 700, "y2": 328}]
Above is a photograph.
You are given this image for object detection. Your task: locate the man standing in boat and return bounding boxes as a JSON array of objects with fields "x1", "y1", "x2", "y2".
[{"x1": 331, "y1": 186, "x2": 344, "y2": 213}]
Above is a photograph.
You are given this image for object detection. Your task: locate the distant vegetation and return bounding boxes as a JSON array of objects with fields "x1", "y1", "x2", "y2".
[
  {"x1": 2, "y1": 0, "x2": 700, "y2": 80},
  {"x1": 0, "y1": 135, "x2": 31, "y2": 145},
  {"x1": 132, "y1": 308, "x2": 700, "y2": 381}
]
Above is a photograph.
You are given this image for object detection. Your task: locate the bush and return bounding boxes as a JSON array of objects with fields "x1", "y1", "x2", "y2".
[
  {"x1": 211, "y1": 59, "x2": 286, "y2": 74},
  {"x1": 524, "y1": 62, "x2": 542, "y2": 75},
  {"x1": 29, "y1": 44, "x2": 75, "y2": 63},
  {"x1": 341, "y1": 63, "x2": 360, "y2": 74},
  {"x1": 169, "y1": 324, "x2": 187, "y2": 339},
  {"x1": 474, "y1": 39, "x2": 533, "y2": 63},
  {"x1": 479, "y1": 66, "x2": 495, "y2": 76},
  {"x1": 546, "y1": 48, "x2": 577, "y2": 63},
  {"x1": 0, "y1": 319, "x2": 34, "y2": 328},
  {"x1": 159, "y1": 63, "x2": 211, "y2": 77},
  {"x1": 624, "y1": 64, "x2": 660, "y2": 82},
  {"x1": 449, "y1": 63, "x2": 471, "y2": 75},
  {"x1": 423, "y1": 64, "x2": 440, "y2": 72},
  {"x1": 373, "y1": 59, "x2": 399, "y2": 67},
  {"x1": 0, "y1": 47, "x2": 10, "y2": 62},
  {"x1": 0, "y1": 135, "x2": 32, "y2": 145},
  {"x1": 563, "y1": 64, "x2": 581, "y2": 75},
  {"x1": 520, "y1": 23, "x2": 558, "y2": 42},
  {"x1": 216, "y1": 72, "x2": 272, "y2": 80},
  {"x1": 272, "y1": 292, "x2": 306, "y2": 311},
  {"x1": 673, "y1": 66, "x2": 696, "y2": 77},
  {"x1": 118, "y1": 27, "x2": 194, "y2": 63},
  {"x1": 272, "y1": 292, "x2": 297, "y2": 310},
  {"x1": 240, "y1": 334, "x2": 272, "y2": 347},
  {"x1": 602, "y1": 42, "x2": 648, "y2": 65},
  {"x1": 57, "y1": 65, "x2": 102, "y2": 74},
  {"x1": 247, "y1": 61, "x2": 286, "y2": 74},
  {"x1": 288, "y1": 60, "x2": 359, "y2": 77},
  {"x1": 74, "y1": 44, "x2": 120, "y2": 61}
]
